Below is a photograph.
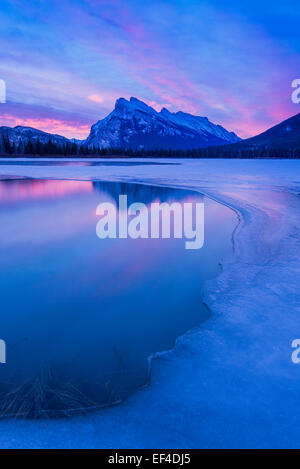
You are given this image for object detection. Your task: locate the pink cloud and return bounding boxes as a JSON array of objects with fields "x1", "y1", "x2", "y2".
[{"x1": 87, "y1": 94, "x2": 104, "y2": 104}]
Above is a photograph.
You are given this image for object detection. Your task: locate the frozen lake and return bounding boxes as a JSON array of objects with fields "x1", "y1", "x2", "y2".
[
  {"x1": 0, "y1": 158, "x2": 299, "y2": 449},
  {"x1": 0, "y1": 174, "x2": 236, "y2": 417}
]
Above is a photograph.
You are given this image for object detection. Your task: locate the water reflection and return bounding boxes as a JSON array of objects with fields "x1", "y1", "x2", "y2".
[
  {"x1": 0, "y1": 160, "x2": 176, "y2": 167},
  {"x1": 0, "y1": 179, "x2": 237, "y2": 417},
  {"x1": 0, "y1": 179, "x2": 93, "y2": 204},
  {"x1": 92, "y1": 180, "x2": 204, "y2": 205}
]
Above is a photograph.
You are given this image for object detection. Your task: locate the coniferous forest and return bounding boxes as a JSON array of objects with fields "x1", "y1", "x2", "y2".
[{"x1": 0, "y1": 134, "x2": 299, "y2": 159}]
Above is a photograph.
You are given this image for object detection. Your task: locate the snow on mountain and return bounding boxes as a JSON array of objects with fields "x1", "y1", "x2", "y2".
[
  {"x1": 85, "y1": 97, "x2": 241, "y2": 149},
  {"x1": 160, "y1": 107, "x2": 239, "y2": 144},
  {"x1": 0, "y1": 125, "x2": 69, "y2": 148}
]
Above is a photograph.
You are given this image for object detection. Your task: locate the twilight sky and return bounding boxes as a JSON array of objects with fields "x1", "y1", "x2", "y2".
[{"x1": 0, "y1": 0, "x2": 299, "y2": 139}]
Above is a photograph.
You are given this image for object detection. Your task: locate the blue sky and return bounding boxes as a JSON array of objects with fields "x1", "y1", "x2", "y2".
[{"x1": 0, "y1": 0, "x2": 299, "y2": 138}]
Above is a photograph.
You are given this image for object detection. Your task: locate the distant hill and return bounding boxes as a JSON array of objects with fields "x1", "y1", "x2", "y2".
[
  {"x1": 239, "y1": 113, "x2": 300, "y2": 149},
  {"x1": 190, "y1": 112, "x2": 300, "y2": 159},
  {"x1": 207, "y1": 112, "x2": 300, "y2": 158},
  {"x1": 0, "y1": 125, "x2": 69, "y2": 148}
]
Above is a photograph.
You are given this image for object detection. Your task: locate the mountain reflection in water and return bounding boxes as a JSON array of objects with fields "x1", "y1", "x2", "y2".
[{"x1": 0, "y1": 178, "x2": 237, "y2": 417}]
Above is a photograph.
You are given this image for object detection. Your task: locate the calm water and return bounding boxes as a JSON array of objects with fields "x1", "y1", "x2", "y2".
[{"x1": 0, "y1": 177, "x2": 237, "y2": 417}]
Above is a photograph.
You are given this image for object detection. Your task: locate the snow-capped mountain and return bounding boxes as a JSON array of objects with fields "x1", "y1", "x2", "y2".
[
  {"x1": 0, "y1": 126, "x2": 69, "y2": 147},
  {"x1": 85, "y1": 97, "x2": 241, "y2": 149}
]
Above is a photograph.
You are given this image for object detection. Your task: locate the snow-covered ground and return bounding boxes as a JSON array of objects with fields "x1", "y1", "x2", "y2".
[{"x1": 0, "y1": 158, "x2": 299, "y2": 449}]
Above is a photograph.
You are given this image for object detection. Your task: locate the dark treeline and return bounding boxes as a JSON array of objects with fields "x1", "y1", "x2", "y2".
[{"x1": 0, "y1": 134, "x2": 299, "y2": 158}]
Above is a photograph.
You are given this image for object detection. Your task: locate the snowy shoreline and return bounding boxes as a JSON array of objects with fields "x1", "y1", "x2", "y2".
[{"x1": 0, "y1": 158, "x2": 299, "y2": 448}]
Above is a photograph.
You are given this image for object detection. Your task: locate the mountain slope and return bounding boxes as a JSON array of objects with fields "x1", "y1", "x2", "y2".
[
  {"x1": 85, "y1": 97, "x2": 241, "y2": 150},
  {"x1": 194, "y1": 112, "x2": 300, "y2": 158},
  {"x1": 239, "y1": 112, "x2": 300, "y2": 149},
  {"x1": 0, "y1": 126, "x2": 70, "y2": 148}
]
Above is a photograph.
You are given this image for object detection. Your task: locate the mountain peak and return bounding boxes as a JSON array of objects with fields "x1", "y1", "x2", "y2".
[
  {"x1": 129, "y1": 96, "x2": 147, "y2": 106},
  {"x1": 114, "y1": 97, "x2": 129, "y2": 109},
  {"x1": 114, "y1": 97, "x2": 156, "y2": 114},
  {"x1": 161, "y1": 107, "x2": 171, "y2": 115}
]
